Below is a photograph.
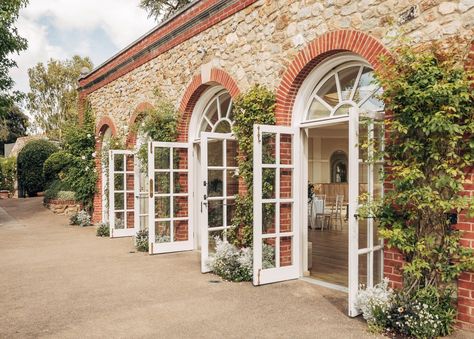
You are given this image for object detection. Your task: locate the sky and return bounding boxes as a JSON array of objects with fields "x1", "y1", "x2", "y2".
[{"x1": 10, "y1": 0, "x2": 157, "y2": 95}]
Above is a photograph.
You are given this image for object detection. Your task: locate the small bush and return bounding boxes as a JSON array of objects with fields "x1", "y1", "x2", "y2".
[
  {"x1": 135, "y1": 228, "x2": 149, "y2": 252},
  {"x1": 96, "y1": 222, "x2": 109, "y2": 237},
  {"x1": 208, "y1": 238, "x2": 252, "y2": 282},
  {"x1": 56, "y1": 191, "x2": 75, "y2": 201},
  {"x1": 69, "y1": 210, "x2": 91, "y2": 227},
  {"x1": 17, "y1": 140, "x2": 58, "y2": 196},
  {"x1": 0, "y1": 157, "x2": 16, "y2": 193},
  {"x1": 43, "y1": 151, "x2": 73, "y2": 185},
  {"x1": 43, "y1": 180, "x2": 73, "y2": 202}
]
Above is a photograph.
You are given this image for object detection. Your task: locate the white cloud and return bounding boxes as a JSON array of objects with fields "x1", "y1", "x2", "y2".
[{"x1": 10, "y1": 0, "x2": 156, "y2": 94}]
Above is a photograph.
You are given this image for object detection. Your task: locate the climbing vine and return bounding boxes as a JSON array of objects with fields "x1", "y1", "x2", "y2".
[
  {"x1": 358, "y1": 39, "x2": 474, "y2": 337},
  {"x1": 227, "y1": 84, "x2": 276, "y2": 247}
]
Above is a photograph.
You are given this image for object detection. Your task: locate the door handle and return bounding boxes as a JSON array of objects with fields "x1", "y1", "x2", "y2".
[{"x1": 149, "y1": 179, "x2": 153, "y2": 198}]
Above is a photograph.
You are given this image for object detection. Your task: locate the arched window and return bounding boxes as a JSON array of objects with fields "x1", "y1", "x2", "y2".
[
  {"x1": 305, "y1": 62, "x2": 384, "y2": 121},
  {"x1": 330, "y1": 151, "x2": 348, "y2": 183},
  {"x1": 199, "y1": 90, "x2": 234, "y2": 133}
]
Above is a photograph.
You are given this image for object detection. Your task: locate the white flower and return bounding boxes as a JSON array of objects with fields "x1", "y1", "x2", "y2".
[
  {"x1": 85, "y1": 166, "x2": 89, "y2": 171},
  {"x1": 81, "y1": 155, "x2": 86, "y2": 160},
  {"x1": 87, "y1": 133, "x2": 91, "y2": 138},
  {"x1": 92, "y1": 152, "x2": 97, "y2": 158}
]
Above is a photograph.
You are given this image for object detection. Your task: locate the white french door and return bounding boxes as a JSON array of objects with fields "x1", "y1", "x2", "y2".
[
  {"x1": 134, "y1": 156, "x2": 148, "y2": 231},
  {"x1": 148, "y1": 142, "x2": 193, "y2": 254},
  {"x1": 253, "y1": 125, "x2": 300, "y2": 285},
  {"x1": 109, "y1": 150, "x2": 137, "y2": 237},
  {"x1": 200, "y1": 133, "x2": 238, "y2": 273},
  {"x1": 348, "y1": 107, "x2": 384, "y2": 316}
]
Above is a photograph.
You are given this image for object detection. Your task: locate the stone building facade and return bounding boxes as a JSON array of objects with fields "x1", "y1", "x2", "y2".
[{"x1": 78, "y1": 0, "x2": 474, "y2": 328}]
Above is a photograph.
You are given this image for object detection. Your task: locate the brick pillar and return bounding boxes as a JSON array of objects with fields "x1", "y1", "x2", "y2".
[
  {"x1": 457, "y1": 171, "x2": 474, "y2": 329},
  {"x1": 92, "y1": 138, "x2": 103, "y2": 224}
]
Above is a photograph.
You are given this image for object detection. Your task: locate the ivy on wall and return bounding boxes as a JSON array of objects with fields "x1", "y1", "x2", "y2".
[
  {"x1": 227, "y1": 84, "x2": 276, "y2": 247},
  {"x1": 358, "y1": 39, "x2": 474, "y2": 336}
]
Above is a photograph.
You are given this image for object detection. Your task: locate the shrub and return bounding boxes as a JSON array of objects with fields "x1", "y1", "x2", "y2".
[
  {"x1": 96, "y1": 222, "x2": 109, "y2": 237},
  {"x1": 43, "y1": 180, "x2": 73, "y2": 202},
  {"x1": 135, "y1": 228, "x2": 149, "y2": 252},
  {"x1": 69, "y1": 210, "x2": 91, "y2": 227},
  {"x1": 56, "y1": 191, "x2": 75, "y2": 201},
  {"x1": 43, "y1": 151, "x2": 73, "y2": 185},
  {"x1": 0, "y1": 157, "x2": 16, "y2": 193},
  {"x1": 207, "y1": 238, "x2": 276, "y2": 282},
  {"x1": 17, "y1": 139, "x2": 58, "y2": 196},
  {"x1": 356, "y1": 278, "x2": 393, "y2": 331}
]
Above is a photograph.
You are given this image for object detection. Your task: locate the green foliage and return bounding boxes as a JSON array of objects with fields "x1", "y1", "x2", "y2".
[
  {"x1": 0, "y1": 156, "x2": 16, "y2": 193},
  {"x1": 27, "y1": 55, "x2": 93, "y2": 140},
  {"x1": 360, "y1": 40, "x2": 474, "y2": 336},
  {"x1": 43, "y1": 151, "x2": 73, "y2": 185},
  {"x1": 17, "y1": 139, "x2": 58, "y2": 196},
  {"x1": 134, "y1": 89, "x2": 179, "y2": 169},
  {"x1": 61, "y1": 104, "x2": 97, "y2": 209},
  {"x1": 96, "y1": 222, "x2": 110, "y2": 237},
  {"x1": 43, "y1": 179, "x2": 73, "y2": 202},
  {"x1": 139, "y1": 0, "x2": 192, "y2": 21},
  {"x1": 0, "y1": 0, "x2": 28, "y2": 121},
  {"x1": 135, "y1": 228, "x2": 149, "y2": 252},
  {"x1": 69, "y1": 210, "x2": 91, "y2": 227},
  {"x1": 227, "y1": 85, "x2": 276, "y2": 247},
  {"x1": 0, "y1": 104, "x2": 28, "y2": 155}
]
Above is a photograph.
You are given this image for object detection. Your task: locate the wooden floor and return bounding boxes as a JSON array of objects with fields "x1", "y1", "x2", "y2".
[{"x1": 309, "y1": 222, "x2": 349, "y2": 287}]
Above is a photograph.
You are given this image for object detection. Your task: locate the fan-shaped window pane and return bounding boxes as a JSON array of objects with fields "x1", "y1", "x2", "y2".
[
  {"x1": 354, "y1": 67, "x2": 377, "y2": 102},
  {"x1": 214, "y1": 120, "x2": 232, "y2": 133},
  {"x1": 308, "y1": 98, "x2": 331, "y2": 120},
  {"x1": 338, "y1": 66, "x2": 360, "y2": 101},
  {"x1": 334, "y1": 104, "x2": 354, "y2": 116},
  {"x1": 317, "y1": 75, "x2": 338, "y2": 107},
  {"x1": 360, "y1": 87, "x2": 384, "y2": 112},
  {"x1": 199, "y1": 91, "x2": 235, "y2": 136}
]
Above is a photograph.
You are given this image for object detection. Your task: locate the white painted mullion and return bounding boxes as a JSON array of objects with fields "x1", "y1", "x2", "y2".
[
  {"x1": 275, "y1": 132, "x2": 281, "y2": 268},
  {"x1": 253, "y1": 125, "x2": 263, "y2": 285},
  {"x1": 222, "y1": 139, "x2": 228, "y2": 241},
  {"x1": 349, "y1": 66, "x2": 363, "y2": 102},
  {"x1": 335, "y1": 72, "x2": 342, "y2": 103},
  {"x1": 314, "y1": 94, "x2": 333, "y2": 113},
  {"x1": 169, "y1": 147, "x2": 174, "y2": 243}
]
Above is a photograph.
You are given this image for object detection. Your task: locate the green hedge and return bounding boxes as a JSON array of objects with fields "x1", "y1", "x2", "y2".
[
  {"x1": 43, "y1": 151, "x2": 73, "y2": 185},
  {"x1": 0, "y1": 157, "x2": 16, "y2": 193},
  {"x1": 17, "y1": 140, "x2": 58, "y2": 196}
]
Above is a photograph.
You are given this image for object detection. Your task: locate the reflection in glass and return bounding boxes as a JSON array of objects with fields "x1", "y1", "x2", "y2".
[
  {"x1": 155, "y1": 221, "x2": 171, "y2": 243},
  {"x1": 155, "y1": 197, "x2": 170, "y2": 218},
  {"x1": 208, "y1": 200, "x2": 223, "y2": 228},
  {"x1": 114, "y1": 193, "x2": 124, "y2": 210},
  {"x1": 114, "y1": 173, "x2": 124, "y2": 191},
  {"x1": 155, "y1": 173, "x2": 170, "y2": 194},
  {"x1": 115, "y1": 212, "x2": 125, "y2": 229},
  {"x1": 155, "y1": 148, "x2": 170, "y2": 169},
  {"x1": 208, "y1": 140, "x2": 223, "y2": 166},
  {"x1": 263, "y1": 238, "x2": 276, "y2": 269},
  {"x1": 208, "y1": 170, "x2": 223, "y2": 197},
  {"x1": 262, "y1": 203, "x2": 275, "y2": 234},
  {"x1": 261, "y1": 133, "x2": 276, "y2": 164},
  {"x1": 114, "y1": 155, "x2": 124, "y2": 171}
]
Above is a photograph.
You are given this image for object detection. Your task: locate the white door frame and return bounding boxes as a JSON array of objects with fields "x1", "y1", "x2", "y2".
[
  {"x1": 109, "y1": 149, "x2": 137, "y2": 238},
  {"x1": 199, "y1": 132, "x2": 237, "y2": 273},
  {"x1": 148, "y1": 141, "x2": 193, "y2": 254}
]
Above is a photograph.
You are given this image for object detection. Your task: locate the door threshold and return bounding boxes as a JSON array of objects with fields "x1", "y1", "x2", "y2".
[{"x1": 300, "y1": 277, "x2": 348, "y2": 293}]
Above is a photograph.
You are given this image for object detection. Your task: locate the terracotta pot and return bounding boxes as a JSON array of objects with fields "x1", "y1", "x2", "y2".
[{"x1": 0, "y1": 190, "x2": 10, "y2": 199}]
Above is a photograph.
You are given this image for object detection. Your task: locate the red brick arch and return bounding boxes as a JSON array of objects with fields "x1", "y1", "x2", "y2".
[
  {"x1": 276, "y1": 30, "x2": 392, "y2": 125},
  {"x1": 126, "y1": 102, "x2": 154, "y2": 147},
  {"x1": 177, "y1": 68, "x2": 240, "y2": 141},
  {"x1": 95, "y1": 116, "x2": 117, "y2": 137}
]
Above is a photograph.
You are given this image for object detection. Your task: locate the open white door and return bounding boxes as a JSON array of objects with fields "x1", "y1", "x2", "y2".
[
  {"x1": 109, "y1": 150, "x2": 137, "y2": 237},
  {"x1": 253, "y1": 124, "x2": 300, "y2": 285},
  {"x1": 148, "y1": 141, "x2": 193, "y2": 254},
  {"x1": 348, "y1": 107, "x2": 384, "y2": 316},
  {"x1": 200, "y1": 133, "x2": 238, "y2": 272},
  {"x1": 134, "y1": 156, "x2": 148, "y2": 231}
]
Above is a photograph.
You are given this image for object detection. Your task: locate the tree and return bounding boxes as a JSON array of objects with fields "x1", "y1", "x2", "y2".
[
  {"x1": 27, "y1": 55, "x2": 93, "y2": 140},
  {"x1": 0, "y1": 104, "x2": 28, "y2": 155},
  {"x1": 139, "y1": 0, "x2": 192, "y2": 21},
  {"x1": 0, "y1": 0, "x2": 29, "y2": 120}
]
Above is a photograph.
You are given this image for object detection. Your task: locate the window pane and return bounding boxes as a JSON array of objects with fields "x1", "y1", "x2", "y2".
[
  {"x1": 280, "y1": 236, "x2": 292, "y2": 267},
  {"x1": 154, "y1": 148, "x2": 170, "y2": 169},
  {"x1": 354, "y1": 67, "x2": 377, "y2": 102},
  {"x1": 219, "y1": 93, "x2": 231, "y2": 118},
  {"x1": 208, "y1": 200, "x2": 223, "y2": 228},
  {"x1": 207, "y1": 140, "x2": 223, "y2": 167},
  {"x1": 338, "y1": 66, "x2": 361, "y2": 101},
  {"x1": 226, "y1": 140, "x2": 238, "y2": 167},
  {"x1": 263, "y1": 238, "x2": 276, "y2": 269},
  {"x1": 114, "y1": 155, "x2": 124, "y2": 171},
  {"x1": 308, "y1": 97, "x2": 331, "y2": 120},
  {"x1": 155, "y1": 221, "x2": 170, "y2": 243},
  {"x1": 317, "y1": 74, "x2": 338, "y2": 107},
  {"x1": 174, "y1": 220, "x2": 188, "y2": 242},
  {"x1": 208, "y1": 170, "x2": 223, "y2": 197},
  {"x1": 262, "y1": 133, "x2": 276, "y2": 164}
]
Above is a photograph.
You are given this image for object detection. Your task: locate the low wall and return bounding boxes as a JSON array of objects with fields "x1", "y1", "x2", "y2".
[{"x1": 45, "y1": 200, "x2": 82, "y2": 216}]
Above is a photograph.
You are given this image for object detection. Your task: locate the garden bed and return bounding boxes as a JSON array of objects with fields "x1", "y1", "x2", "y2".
[{"x1": 45, "y1": 199, "x2": 82, "y2": 216}]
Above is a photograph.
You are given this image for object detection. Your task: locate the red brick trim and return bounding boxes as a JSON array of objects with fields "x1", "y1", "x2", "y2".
[
  {"x1": 126, "y1": 102, "x2": 154, "y2": 148},
  {"x1": 95, "y1": 116, "x2": 117, "y2": 136},
  {"x1": 177, "y1": 68, "x2": 240, "y2": 142},
  {"x1": 275, "y1": 30, "x2": 392, "y2": 125},
  {"x1": 79, "y1": 0, "x2": 257, "y2": 95}
]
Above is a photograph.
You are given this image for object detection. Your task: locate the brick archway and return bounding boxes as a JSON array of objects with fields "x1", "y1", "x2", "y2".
[
  {"x1": 92, "y1": 116, "x2": 117, "y2": 224},
  {"x1": 126, "y1": 102, "x2": 154, "y2": 148},
  {"x1": 177, "y1": 68, "x2": 240, "y2": 141},
  {"x1": 276, "y1": 30, "x2": 392, "y2": 125}
]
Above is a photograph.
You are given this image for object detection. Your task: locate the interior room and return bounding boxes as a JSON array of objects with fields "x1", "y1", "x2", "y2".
[{"x1": 307, "y1": 123, "x2": 352, "y2": 287}]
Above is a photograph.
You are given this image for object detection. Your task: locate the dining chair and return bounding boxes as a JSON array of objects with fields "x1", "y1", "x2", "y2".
[{"x1": 330, "y1": 194, "x2": 344, "y2": 231}]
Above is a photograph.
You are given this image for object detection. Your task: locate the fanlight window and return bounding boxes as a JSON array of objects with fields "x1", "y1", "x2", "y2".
[
  {"x1": 199, "y1": 91, "x2": 234, "y2": 133},
  {"x1": 306, "y1": 63, "x2": 384, "y2": 121}
]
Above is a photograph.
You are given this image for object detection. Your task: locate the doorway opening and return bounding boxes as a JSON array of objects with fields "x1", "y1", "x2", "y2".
[{"x1": 306, "y1": 122, "x2": 350, "y2": 287}]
